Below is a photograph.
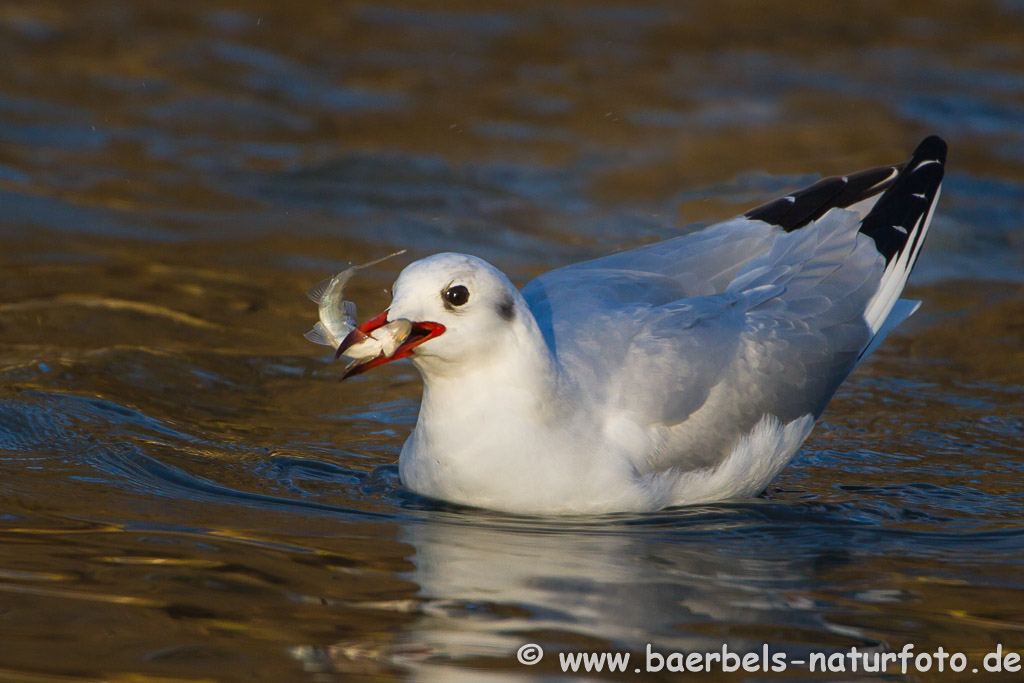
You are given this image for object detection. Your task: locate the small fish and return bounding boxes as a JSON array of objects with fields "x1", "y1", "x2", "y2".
[
  {"x1": 330, "y1": 318, "x2": 413, "y2": 374},
  {"x1": 361, "y1": 318, "x2": 413, "y2": 358},
  {"x1": 304, "y1": 250, "x2": 406, "y2": 357}
]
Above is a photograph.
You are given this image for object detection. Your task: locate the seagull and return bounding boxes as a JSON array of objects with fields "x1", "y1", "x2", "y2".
[{"x1": 337, "y1": 136, "x2": 947, "y2": 515}]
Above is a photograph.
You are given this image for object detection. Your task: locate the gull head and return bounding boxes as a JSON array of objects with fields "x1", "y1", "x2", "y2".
[{"x1": 338, "y1": 253, "x2": 524, "y2": 379}]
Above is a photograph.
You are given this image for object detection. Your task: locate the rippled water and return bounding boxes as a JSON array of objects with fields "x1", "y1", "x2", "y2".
[{"x1": 1, "y1": 1, "x2": 1023, "y2": 680}]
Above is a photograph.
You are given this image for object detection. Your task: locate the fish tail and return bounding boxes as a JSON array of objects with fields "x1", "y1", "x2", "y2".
[
  {"x1": 304, "y1": 321, "x2": 334, "y2": 346},
  {"x1": 353, "y1": 249, "x2": 407, "y2": 272}
]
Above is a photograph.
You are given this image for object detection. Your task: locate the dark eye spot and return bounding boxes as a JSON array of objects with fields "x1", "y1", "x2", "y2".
[{"x1": 443, "y1": 284, "x2": 470, "y2": 307}]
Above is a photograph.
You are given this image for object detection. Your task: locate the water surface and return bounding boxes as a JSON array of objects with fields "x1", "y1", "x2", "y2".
[{"x1": 1, "y1": 1, "x2": 1023, "y2": 680}]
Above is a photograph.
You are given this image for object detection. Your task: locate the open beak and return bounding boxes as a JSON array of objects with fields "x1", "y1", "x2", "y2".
[{"x1": 336, "y1": 309, "x2": 446, "y2": 380}]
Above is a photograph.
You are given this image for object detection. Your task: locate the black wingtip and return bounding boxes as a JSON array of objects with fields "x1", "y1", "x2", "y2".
[
  {"x1": 742, "y1": 137, "x2": 947, "y2": 258},
  {"x1": 857, "y1": 136, "x2": 946, "y2": 264},
  {"x1": 913, "y1": 135, "x2": 948, "y2": 165}
]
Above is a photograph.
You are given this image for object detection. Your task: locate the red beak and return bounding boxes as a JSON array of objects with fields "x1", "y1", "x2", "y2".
[{"x1": 336, "y1": 309, "x2": 446, "y2": 380}]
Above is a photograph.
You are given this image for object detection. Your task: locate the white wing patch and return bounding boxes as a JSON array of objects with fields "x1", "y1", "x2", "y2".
[{"x1": 639, "y1": 413, "x2": 815, "y2": 506}]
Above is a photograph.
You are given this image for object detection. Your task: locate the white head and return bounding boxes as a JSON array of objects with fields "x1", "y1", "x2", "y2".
[{"x1": 338, "y1": 253, "x2": 533, "y2": 379}]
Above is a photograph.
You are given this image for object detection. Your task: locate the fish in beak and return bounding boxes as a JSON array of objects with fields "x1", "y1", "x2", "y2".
[{"x1": 336, "y1": 310, "x2": 446, "y2": 380}]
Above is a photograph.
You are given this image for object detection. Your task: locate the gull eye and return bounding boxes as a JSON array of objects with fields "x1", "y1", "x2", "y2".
[{"x1": 444, "y1": 284, "x2": 470, "y2": 307}]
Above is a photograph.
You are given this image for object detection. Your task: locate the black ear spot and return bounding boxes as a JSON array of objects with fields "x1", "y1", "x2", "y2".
[{"x1": 497, "y1": 294, "x2": 515, "y2": 321}]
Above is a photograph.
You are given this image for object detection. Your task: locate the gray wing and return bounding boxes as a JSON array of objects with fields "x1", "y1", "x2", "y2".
[
  {"x1": 532, "y1": 154, "x2": 907, "y2": 300},
  {"x1": 521, "y1": 216, "x2": 784, "y2": 369},
  {"x1": 546, "y1": 217, "x2": 779, "y2": 298},
  {"x1": 624, "y1": 209, "x2": 885, "y2": 472},
  {"x1": 522, "y1": 137, "x2": 945, "y2": 475},
  {"x1": 524, "y1": 208, "x2": 882, "y2": 473}
]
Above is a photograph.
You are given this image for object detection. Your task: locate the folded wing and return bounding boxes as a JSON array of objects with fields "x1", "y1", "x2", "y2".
[{"x1": 523, "y1": 137, "x2": 946, "y2": 474}]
